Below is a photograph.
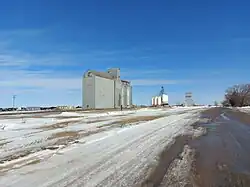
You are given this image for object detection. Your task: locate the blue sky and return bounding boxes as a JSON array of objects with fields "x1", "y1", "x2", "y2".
[{"x1": 0, "y1": 0, "x2": 250, "y2": 107}]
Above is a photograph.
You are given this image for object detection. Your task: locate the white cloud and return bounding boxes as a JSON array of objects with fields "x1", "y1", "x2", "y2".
[
  {"x1": 0, "y1": 50, "x2": 79, "y2": 68},
  {"x1": 0, "y1": 67, "x2": 82, "y2": 107},
  {"x1": 0, "y1": 68, "x2": 81, "y2": 90},
  {"x1": 0, "y1": 78, "x2": 81, "y2": 90},
  {"x1": 0, "y1": 28, "x2": 78, "y2": 68},
  {"x1": 121, "y1": 69, "x2": 172, "y2": 76},
  {"x1": 131, "y1": 79, "x2": 191, "y2": 86},
  {"x1": 0, "y1": 29, "x2": 201, "y2": 106}
]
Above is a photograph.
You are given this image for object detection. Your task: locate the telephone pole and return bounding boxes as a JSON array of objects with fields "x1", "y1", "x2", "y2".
[{"x1": 12, "y1": 95, "x2": 16, "y2": 109}]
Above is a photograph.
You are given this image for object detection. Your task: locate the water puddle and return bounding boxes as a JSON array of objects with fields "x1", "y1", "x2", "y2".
[{"x1": 200, "y1": 122, "x2": 219, "y2": 132}]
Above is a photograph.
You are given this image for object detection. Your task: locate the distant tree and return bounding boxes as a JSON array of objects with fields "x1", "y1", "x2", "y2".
[
  {"x1": 223, "y1": 84, "x2": 250, "y2": 107},
  {"x1": 176, "y1": 101, "x2": 181, "y2": 106},
  {"x1": 221, "y1": 100, "x2": 230, "y2": 107},
  {"x1": 214, "y1": 101, "x2": 218, "y2": 106}
]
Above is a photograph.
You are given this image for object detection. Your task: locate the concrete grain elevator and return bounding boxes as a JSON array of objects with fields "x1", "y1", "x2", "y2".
[{"x1": 82, "y1": 68, "x2": 132, "y2": 109}]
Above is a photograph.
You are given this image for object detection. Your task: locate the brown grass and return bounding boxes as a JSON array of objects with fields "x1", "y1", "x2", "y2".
[
  {"x1": 25, "y1": 159, "x2": 40, "y2": 166},
  {"x1": 46, "y1": 130, "x2": 82, "y2": 148},
  {"x1": 98, "y1": 115, "x2": 166, "y2": 128},
  {"x1": 86, "y1": 119, "x2": 106, "y2": 124},
  {"x1": 0, "y1": 159, "x2": 41, "y2": 173},
  {"x1": 48, "y1": 131, "x2": 80, "y2": 140},
  {"x1": 45, "y1": 116, "x2": 82, "y2": 119},
  {"x1": 38, "y1": 120, "x2": 81, "y2": 130},
  {"x1": 85, "y1": 114, "x2": 128, "y2": 124},
  {"x1": 118, "y1": 115, "x2": 165, "y2": 124}
]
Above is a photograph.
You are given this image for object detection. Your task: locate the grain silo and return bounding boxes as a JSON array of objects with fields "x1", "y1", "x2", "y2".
[
  {"x1": 154, "y1": 97, "x2": 158, "y2": 106},
  {"x1": 127, "y1": 85, "x2": 131, "y2": 107},
  {"x1": 185, "y1": 92, "x2": 194, "y2": 107},
  {"x1": 151, "y1": 97, "x2": 155, "y2": 106},
  {"x1": 82, "y1": 68, "x2": 133, "y2": 109},
  {"x1": 157, "y1": 96, "x2": 162, "y2": 106},
  {"x1": 121, "y1": 80, "x2": 132, "y2": 107},
  {"x1": 156, "y1": 97, "x2": 159, "y2": 106},
  {"x1": 82, "y1": 70, "x2": 115, "y2": 109},
  {"x1": 121, "y1": 85, "x2": 125, "y2": 107},
  {"x1": 151, "y1": 86, "x2": 169, "y2": 107}
]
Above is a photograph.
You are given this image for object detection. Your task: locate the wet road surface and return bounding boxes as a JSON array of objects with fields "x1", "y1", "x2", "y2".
[{"x1": 190, "y1": 108, "x2": 250, "y2": 187}]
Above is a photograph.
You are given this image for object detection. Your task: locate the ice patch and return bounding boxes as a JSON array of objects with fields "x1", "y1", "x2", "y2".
[{"x1": 221, "y1": 113, "x2": 230, "y2": 120}]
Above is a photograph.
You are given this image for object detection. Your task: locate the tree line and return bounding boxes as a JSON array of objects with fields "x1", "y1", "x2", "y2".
[{"x1": 222, "y1": 84, "x2": 250, "y2": 107}]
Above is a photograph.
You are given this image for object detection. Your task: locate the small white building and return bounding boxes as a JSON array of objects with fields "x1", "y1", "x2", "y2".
[
  {"x1": 151, "y1": 94, "x2": 169, "y2": 106},
  {"x1": 162, "y1": 94, "x2": 169, "y2": 105}
]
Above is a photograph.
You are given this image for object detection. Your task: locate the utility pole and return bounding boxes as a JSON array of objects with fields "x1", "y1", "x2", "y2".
[{"x1": 12, "y1": 95, "x2": 16, "y2": 109}]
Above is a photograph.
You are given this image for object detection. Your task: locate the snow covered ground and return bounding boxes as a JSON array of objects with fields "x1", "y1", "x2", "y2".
[
  {"x1": 0, "y1": 110, "x2": 138, "y2": 161},
  {"x1": 0, "y1": 107, "x2": 205, "y2": 187},
  {"x1": 237, "y1": 106, "x2": 250, "y2": 113}
]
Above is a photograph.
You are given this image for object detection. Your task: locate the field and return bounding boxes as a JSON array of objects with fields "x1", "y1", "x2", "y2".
[
  {"x1": 0, "y1": 107, "x2": 206, "y2": 186},
  {"x1": 2, "y1": 106, "x2": 250, "y2": 187}
]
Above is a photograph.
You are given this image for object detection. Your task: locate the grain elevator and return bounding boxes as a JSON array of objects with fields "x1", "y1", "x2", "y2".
[
  {"x1": 151, "y1": 86, "x2": 169, "y2": 106},
  {"x1": 82, "y1": 68, "x2": 132, "y2": 109}
]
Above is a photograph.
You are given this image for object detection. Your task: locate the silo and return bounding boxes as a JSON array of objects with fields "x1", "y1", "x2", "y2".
[
  {"x1": 122, "y1": 84, "x2": 127, "y2": 107},
  {"x1": 185, "y1": 92, "x2": 194, "y2": 106},
  {"x1": 158, "y1": 96, "x2": 162, "y2": 106},
  {"x1": 121, "y1": 85, "x2": 124, "y2": 107},
  {"x1": 127, "y1": 85, "x2": 131, "y2": 107},
  {"x1": 151, "y1": 97, "x2": 155, "y2": 106},
  {"x1": 155, "y1": 97, "x2": 158, "y2": 106},
  {"x1": 129, "y1": 86, "x2": 132, "y2": 106}
]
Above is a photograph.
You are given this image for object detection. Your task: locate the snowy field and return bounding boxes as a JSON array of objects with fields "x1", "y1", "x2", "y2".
[
  {"x1": 237, "y1": 106, "x2": 250, "y2": 113},
  {"x1": 0, "y1": 107, "x2": 206, "y2": 187}
]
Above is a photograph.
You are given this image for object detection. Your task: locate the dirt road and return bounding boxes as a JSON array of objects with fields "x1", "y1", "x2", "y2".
[
  {"x1": 189, "y1": 108, "x2": 250, "y2": 187},
  {"x1": 140, "y1": 107, "x2": 250, "y2": 187}
]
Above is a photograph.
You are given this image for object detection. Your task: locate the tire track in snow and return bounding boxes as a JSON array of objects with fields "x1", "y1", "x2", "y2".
[
  {"x1": 0, "y1": 108, "x2": 204, "y2": 187},
  {"x1": 47, "y1": 112, "x2": 199, "y2": 187}
]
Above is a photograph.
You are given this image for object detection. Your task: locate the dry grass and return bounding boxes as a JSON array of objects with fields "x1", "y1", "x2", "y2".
[
  {"x1": 38, "y1": 120, "x2": 82, "y2": 130},
  {"x1": 117, "y1": 115, "x2": 165, "y2": 124},
  {"x1": 98, "y1": 115, "x2": 166, "y2": 128},
  {"x1": 86, "y1": 119, "x2": 106, "y2": 124},
  {"x1": 47, "y1": 130, "x2": 82, "y2": 148},
  {"x1": 48, "y1": 131, "x2": 80, "y2": 140},
  {"x1": 0, "y1": 159, "x2": 41, "y2": 173},
  {"x1": 44, "y1": 116, "x2": 82, "y2": 119},
  {"x1": 85, "y1": 114, "x2": 128, "y2": 124},
  {"x1": 25, "y1": 159, "x2": 40, "y2": 166}
]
